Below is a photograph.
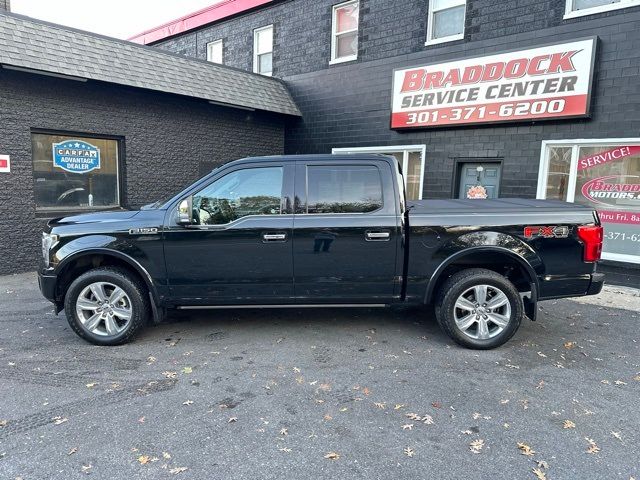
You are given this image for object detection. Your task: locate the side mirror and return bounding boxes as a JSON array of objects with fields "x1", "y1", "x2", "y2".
[{"x1": 177, "y1": 197, "x2": 193, "y2": 225}]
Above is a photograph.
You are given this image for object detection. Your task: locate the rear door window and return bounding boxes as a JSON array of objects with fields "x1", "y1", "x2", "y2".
[{"x1": 306, "y1": 165, "x2": 383, "y2": 214}]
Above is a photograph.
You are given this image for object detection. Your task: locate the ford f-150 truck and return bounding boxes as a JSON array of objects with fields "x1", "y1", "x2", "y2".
[{"x1": 38, "y1": 154, "x2": 605, "y2": 349}]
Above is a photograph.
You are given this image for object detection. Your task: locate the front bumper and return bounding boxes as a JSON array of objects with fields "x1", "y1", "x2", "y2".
[
  {"x1": 38, "y1": 270, "x2": 58, "y2": 303},
  {"x1": 587, "y1": 272, "x2": 605, "y2": 296}
]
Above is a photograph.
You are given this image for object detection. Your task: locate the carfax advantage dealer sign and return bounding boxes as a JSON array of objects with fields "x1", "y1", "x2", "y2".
[{"x1": 391, "y1": 38, "x2": 597, "y2": 129}]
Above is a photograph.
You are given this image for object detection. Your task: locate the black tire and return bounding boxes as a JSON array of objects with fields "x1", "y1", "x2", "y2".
[
  {"x1": 434, "y1": 268, "x2": 523, "y2": 350},
  {"x1": 64, "y1": 267, "x2": 149, "y2": 346}
]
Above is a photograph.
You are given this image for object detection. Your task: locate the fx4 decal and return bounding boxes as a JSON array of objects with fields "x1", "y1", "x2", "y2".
[{"x1": 524, "y1": 226, "x2": 570, "y2": 239}]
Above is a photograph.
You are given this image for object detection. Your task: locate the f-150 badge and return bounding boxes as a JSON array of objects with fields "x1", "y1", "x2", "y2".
[
  {"x1": 129, "y1": 228, "x2": 158, "y2": 235},
  {"x1": 524, "y1": 226, "x2": 570, "y2": 239}
]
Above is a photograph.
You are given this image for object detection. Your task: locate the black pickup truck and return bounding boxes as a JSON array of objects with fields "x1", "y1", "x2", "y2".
[{"x1": 38, "y1": 154, "x2": 605, "y2": 349}]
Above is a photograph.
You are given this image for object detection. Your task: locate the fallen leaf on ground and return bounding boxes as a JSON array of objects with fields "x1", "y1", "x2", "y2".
[
  {"x1": 147, "y1": 356, "x2": 156, "y2": 364},
  {"x1": 611, "y1": 431, "x2": 623, "y2": 441},
  {"x1": 564, "y1": 341, "x2": 577, "y2": 349},
  {"x1": 362, "y1": 387, "x2": 371, "y2": 396},
  {"x1": 181, "y1": 367, "x2": 193, "y2": 374},
  {"x1": 402, "y1": 424, "x2": 414, "y2": 431},
  {"x1": 182, "y1": 400, "x2": 194, "y2": 406},
  {"x1": 422, "y1": 415, "x2": 434, "y2": 425},
  {"x1": 138, "y1": 455, "x2": 151, "y2": 465},
  {"x1": 279, "y1": 447, "x2": 292, "y2": 453},
  {"x1": 162, "y1": 452, "x2": 171, "y2": 459},
  {"x1": 228, "y1": 417, "x2": 238, "y2": 423},
  {"x1": 323, "y1": 414, "x2": 332, "y2": 421},
  {"x1": 563, "y1": 420, "x2": 576, "y2": 429},
  {"x1": 517, "y1": 442, "x2": 536, "y2": 456},
  {"x1": 52, "y1": 417, "x2": 68, "y2": 425},
  {"x1": 374, "y1": 402, "x2": 386, "y2": 409},
  {"x1": 138, "y1": 416, "x2": 145, "y2": 423},
  {"x1": 169, "y1": 467, "x2": 188, "y2": 474},
  {"x1": 162, "y1": 371, "x2": 178, "y2": 379},
  {"x1": 68, "y1": 447, "x2": 78, "y2": 455},
  {"x1": 319, "y1": 383, "x2": 331, "y2": 392},
  {"x1": 394, "y1": 404, "x2": 406, "y2": 410},
  {"x1": 324, "y1": 452, "x2": 340, "y2": 460},
  {"x1": 585, "y1": 437, "x2": 600, "y2": 454},
  {"x1": 82, "y1": 464, "x2": 92, "y2": 473},
  {"x1": 85, "y1": 382, "x2": 98, "y2": 388},
  {"x1": 532, "y1": 468, "x2": 547, "y2": 480},
  {"x1": 469, "y1": 439, "x2": 484, "y2": 454},
  {"x1": 280, "y1": 428, "x2": 288, "y2": 435},
  {"x1": 0, "y1": 420, "x2": 7, "y2": 427},
  {"x1": 404, "y1": 447, "x2": 415, "y2": 457}
]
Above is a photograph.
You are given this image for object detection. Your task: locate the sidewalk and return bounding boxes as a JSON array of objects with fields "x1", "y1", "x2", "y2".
[{"x1": 599, "y1": 263, "x2": 640, "y2": 290}]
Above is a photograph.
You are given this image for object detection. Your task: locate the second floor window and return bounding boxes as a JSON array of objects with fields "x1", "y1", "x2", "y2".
[
  {"x1": 566, "y1": 0, "x2": 640, "y2": 17},
  {"x1": 427, "y1": 0, "x2": 466, "y2": 45},
  {"x1": 331, "y1": 0, "x2": 359, "y2": 64},
  {"x1": 253, "y1": 25, "x2": 273, "y2": 76},
  {"x1": 207, "y1": 39, "x2": 223, "y2": 64}
]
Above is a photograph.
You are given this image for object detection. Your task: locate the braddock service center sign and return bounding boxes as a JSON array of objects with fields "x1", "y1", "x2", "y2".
[
  {"x1": 391, "y1": 38, "x2": 597, "y2": 129},
  {"x1": 53, "y1": 140, "x2": 101, "y2": 174}
]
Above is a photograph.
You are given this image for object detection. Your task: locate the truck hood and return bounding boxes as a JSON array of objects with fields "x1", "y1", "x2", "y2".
[{"x1": 47, "y1": 210, "x2": 140, "y2": 228}]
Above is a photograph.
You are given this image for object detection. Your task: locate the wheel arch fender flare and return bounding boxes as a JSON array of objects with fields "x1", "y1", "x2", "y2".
[
  {"x1": 423, "y1": 245, "x2": 540, "y2": 305},
  {"x1": 56, "y1": 248, "x2": 160, "y2": 307}
]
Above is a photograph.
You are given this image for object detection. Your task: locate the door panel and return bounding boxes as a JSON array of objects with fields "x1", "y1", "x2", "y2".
[
  {"x1": 164, "y1": 163, "x2": 294, "y2": 305},
  {"x1": 293, "y1": 161, "x2": 401, "y2": 303},
  {"x1": 459, "y1": 162, "x2": 502, "y2": 199}
]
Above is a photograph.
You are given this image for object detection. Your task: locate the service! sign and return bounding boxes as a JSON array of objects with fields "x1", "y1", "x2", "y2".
[
  {"x1": 391, "y1": 38, "x2": 597, "y2": 129},
  {"x1": 53, "y1": 140, "x2": 101, "y2": 174}
]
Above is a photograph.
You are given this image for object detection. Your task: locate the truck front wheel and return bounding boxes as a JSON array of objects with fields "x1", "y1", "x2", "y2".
[
  {"x1": 435, "y1": 268, "x2": 523, "y2": 349},
  {"x1": 64, "y1": 267, "x2": 149, "y2": 346}
]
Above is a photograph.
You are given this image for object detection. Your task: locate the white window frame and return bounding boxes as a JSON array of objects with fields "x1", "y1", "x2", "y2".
[
  {"x1": 330, "y1": 0, "x2": 359, "y2": 65},
  {"x1": 332, "y1": 145, "x2": 427, "y2": 200},
  {"x1": 253, "y1": 25, "x2": 273, "y2": 76},
  {"x1": 537, "y1": 138, "x2": 640, "y2": 264},
  {"x1": 206, "y1": 39, "x2": 224, "y2": 64},
  {"x1": 564, "y1": 0, "x2": 640, "y2": 19},
  {"x1": 426, "y1": 0, "x2": 467, "y2": 46}
]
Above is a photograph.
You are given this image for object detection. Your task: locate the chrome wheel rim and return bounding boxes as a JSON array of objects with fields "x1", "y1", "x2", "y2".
[
  {"x1": 75, "y1": 282, "x2": 132, "y2": 337},
  {"x1": 453, "y1": 284, "x2": 511, "y2": 340}
]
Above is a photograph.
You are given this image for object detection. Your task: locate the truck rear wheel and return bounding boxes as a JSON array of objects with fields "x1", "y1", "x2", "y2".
[
  {"x1": 435, "y1": 268, "x2": 523, "y2": 349},
  {"x1": 64, "y1": 267, "x2": 149, "y2": 346}
]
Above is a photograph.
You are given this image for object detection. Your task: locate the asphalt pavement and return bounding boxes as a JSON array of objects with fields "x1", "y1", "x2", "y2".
[{"x1": 0, "y1": 272, "x2": 638, "y2": 480}]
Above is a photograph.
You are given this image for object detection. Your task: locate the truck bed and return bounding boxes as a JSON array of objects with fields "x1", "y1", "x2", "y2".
[{"x1": 407, "y1": 199, "x2": 598, "y2": 226}]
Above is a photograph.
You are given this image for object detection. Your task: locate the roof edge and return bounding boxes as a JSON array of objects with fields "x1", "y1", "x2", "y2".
[{"x1": 128, "y1": 0, "x2": 275, "y2": 45}]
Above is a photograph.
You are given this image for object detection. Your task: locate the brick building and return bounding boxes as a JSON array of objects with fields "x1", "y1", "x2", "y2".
[{"x1": 133, "y1": 0, "x2": 640, "y2": 264}]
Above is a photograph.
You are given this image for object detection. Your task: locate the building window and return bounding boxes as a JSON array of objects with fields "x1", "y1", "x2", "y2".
[
  {"x1": 332, "y1": 145, "x2": 426, "y2": 200},
  {"x1": 207, "y1": 39, "x2": 223, "y2": 64},
  {"x1": 565, "y1": 0, "x2": 640, "y2": 18},
  {"x1": 538, "y1": 139, "x2": 640, "y2": 264},
  {"x1": 253, "y1": 25, "x2": 273, "y2": 76},
  {"x1": 330, "y1": 0, "x2": 359, "y2": 64},
  {"x1": 426, "y1": 0, "x2": 466, "y2": 45},
  {"x1": 32, "y1": 132, "x2": 120, "y2": 212}
]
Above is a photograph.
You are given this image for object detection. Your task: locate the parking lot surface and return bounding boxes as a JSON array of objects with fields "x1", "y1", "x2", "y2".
[{"x1": 0, "y1": 272, "x2": 638, "y2": 480}]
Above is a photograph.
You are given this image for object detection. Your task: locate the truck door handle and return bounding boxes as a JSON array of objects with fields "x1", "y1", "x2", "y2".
[
  {"x1": 262, "y1": 233, "x2": 287, "y2": 242},
  {"x1": 365, "y1": 231, "x2": 391, "y2": 241}
]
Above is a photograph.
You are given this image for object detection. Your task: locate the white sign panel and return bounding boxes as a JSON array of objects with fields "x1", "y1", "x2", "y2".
[
  {"x1": 0, "y1": 155, "x2": 10, "y2": 173},
  {"x1": 391, "y1": 38, "x2": 597, "y2": 129}
]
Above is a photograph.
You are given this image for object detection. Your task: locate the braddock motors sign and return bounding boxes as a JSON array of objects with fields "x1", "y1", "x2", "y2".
[{"x1": 391, "y1": 38, "x2": 597, "y2": 129}]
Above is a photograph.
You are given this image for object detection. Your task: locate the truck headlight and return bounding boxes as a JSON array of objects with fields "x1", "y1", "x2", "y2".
[{"x1": 42, "y1": 232, "x2": 59, "y2": 266}]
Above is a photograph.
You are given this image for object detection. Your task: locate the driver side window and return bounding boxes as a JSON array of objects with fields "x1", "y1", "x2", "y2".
[{"x1": 192, "y1": 166, "x2": 284, "y2": 225}]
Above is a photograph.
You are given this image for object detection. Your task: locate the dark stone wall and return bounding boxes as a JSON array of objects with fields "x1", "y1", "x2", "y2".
[
  {"x1": 153, "y1": 1, "x2": 640, "y2": 200},
  {"x1": 0, "y1": 0, "x2": 10, "y2": 12},
  {"x1": 0, "y1": 70, "x2": 285, "y2": 274}
]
